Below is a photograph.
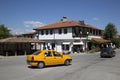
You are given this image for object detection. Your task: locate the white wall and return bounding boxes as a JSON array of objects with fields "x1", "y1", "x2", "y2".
[
  {"x1": 56, "y1": 41, "x2": 62, "y2": 52},
  {"x1": 55, "y1": 28, "x2": 73, "y2": 39},
  {"x1": 38, "y1": 28, "x2": 73, "y2": 40}
]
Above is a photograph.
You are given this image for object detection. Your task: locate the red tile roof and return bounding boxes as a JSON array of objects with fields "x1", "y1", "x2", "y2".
[
  {"x1": 92, "y1": 38, "x2": 111, "y2": 42},
  {"x1": 0, "y1": 37, "x2": 44, "y2": 43},
  {"x1": 34, "y1": 20, "x2": 101, "y2": 30},
  {"x1": 22, "y1": 32, "x2": 36, "y2": 35}
]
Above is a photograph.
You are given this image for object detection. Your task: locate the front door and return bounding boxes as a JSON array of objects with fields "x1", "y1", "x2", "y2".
[
  {"x1": 73, "y1": 45, "x2": 83, "y2": 53},
  {"x1": 52, "y1": 51, "x2": 64, "y2": 64},
  {"x1": 44, "y1": 51, "x2": 54, "y2": 65}
]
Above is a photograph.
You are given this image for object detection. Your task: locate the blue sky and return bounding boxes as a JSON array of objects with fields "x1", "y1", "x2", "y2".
[{"x1": 0, "y1": 0, "x2": 120, "y2": 34}]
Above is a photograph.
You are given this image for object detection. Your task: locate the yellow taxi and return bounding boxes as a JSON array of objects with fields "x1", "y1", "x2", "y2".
[{"x1": 27, "y1": 50, "x2": 72, "y2": 68}]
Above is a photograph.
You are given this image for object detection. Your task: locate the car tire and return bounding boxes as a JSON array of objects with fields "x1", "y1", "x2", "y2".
[
  {"x1": 100, "y1": 55, "x2": 103, "y2": 58},
  {"x1": 100, "y1": 56, "x2": 103, "y2": 58},
  {"x1": 38, "y1": 62, "x2": 45, "y2": 68},
  {"x1": 110, "y1": 55, "x2": 113, "y2": 58},
  {"x1": 64, "y1": 60, "x2": 70, "y2": 66}
]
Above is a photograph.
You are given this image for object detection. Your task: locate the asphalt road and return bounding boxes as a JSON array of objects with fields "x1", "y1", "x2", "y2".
[{"x1": 0, "y1": 49, "x2": 120, "y2": 80}]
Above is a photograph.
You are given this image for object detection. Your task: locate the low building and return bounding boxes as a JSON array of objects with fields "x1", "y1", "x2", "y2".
[
  {"x1": 22, "y1": 32, "x2": 37, "y2": 38},
  {"x1": 0, "y1": 37, "x2": 44, "y2": 56}
]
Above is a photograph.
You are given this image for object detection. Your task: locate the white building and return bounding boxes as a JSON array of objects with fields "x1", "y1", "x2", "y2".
[{"x1": 33, "y1": 17, "x2": 103, "y2": 53}]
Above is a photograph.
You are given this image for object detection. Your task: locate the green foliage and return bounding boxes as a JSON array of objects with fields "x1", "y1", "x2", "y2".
[
  {"x1": 89, "y1": 39, "x2": 105, "y2": 45},
  {"x1": 0, "y1": 24, "x2": 12, "y2": 39},
  {"x1": 103, "y1": 23, "x2": 118, "y2": 40},
  {"x1": 89, "y1": 45, "x2": 100, "y2": 53},
  {"x1": 111, "y1": 38, "x2": 120, "y2": 48},
  {"x1": 89, "y1": 40, "x2": 101, "y2": 53}
]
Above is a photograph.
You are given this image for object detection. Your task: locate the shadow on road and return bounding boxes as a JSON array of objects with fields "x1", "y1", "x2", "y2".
[{"x1": 28, "y1": 64, "x2": 72, "y2": 69}]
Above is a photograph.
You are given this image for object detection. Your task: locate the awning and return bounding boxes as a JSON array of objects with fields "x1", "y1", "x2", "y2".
[
  {"x1": 73, "y1": 42, "x2": 84, "y2": 45},
  {"x1": 62, "y1": 42, "x2": 70, "y2": 45},
  {"x1": 92, "y1": 38, "x2": 111, "y2": 42}
]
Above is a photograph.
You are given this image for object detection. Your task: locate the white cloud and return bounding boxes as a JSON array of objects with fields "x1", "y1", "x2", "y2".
[
  {"x1": 9, "y1": 21, "x2": 45, "y2": 35},
  {"x1": 24, "y1": 21, "x2": 45, "y2": 28},
  {"x1": 10, "y1": 29, "x2": 24, "y2": 35},
  {"x1": 83, "y1": 17, "x2": 99, "y2": 21},
  {"x1": 92, "y1": 17, "x2": 99, "y2": 21},
  {"x1": 10, "y1": 28, "x2": 34, "y2": 35}
]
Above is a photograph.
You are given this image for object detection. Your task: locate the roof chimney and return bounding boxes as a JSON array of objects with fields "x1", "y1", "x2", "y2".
[
  {"x1": 79, "y1": 20, "x2": 85, "y2": 25},
  {"x1": 61, "y1": 16, "x2": 67, "y2": 22}
]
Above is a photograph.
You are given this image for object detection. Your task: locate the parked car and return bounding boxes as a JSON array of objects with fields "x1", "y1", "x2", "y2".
[
  {"x1": 27, "y1": 50, "x2": 72, "y2": 68},
  {"x1": 100, "y1": 48, "x2": 116, "y2": 58}
]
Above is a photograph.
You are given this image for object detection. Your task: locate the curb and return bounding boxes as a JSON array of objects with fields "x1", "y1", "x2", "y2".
[{"x1": 69, "y1": 52, "x2": 100, "y2": 56}]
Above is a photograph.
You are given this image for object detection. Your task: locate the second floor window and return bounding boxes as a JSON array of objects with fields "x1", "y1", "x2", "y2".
[
  {"x1": 41, "y1": 30, "x2": 44, "y2": 35},
  {"x1": 50, "y1": 29, "x2": 53, "y2": 35},
  {"x1": 64, "y1": 28, "x2": 67, "y2": 34},
  {"x1": 58, "y1": 29, "x2": 62, "y2": 34},
  {"x1": 46, "y1": 30, "x2": 48, "y2": 35}
]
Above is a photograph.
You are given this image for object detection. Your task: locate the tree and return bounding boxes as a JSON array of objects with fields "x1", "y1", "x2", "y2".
[
  {"x1": 0, "y1": 24, "x2": 12, "y2": 39},
  {"x1": 103, "y1": 23, "x2": 118, "y2": 40},
  {"x1": 112, "y1": 38, "x2": 120, "y2": 48}
]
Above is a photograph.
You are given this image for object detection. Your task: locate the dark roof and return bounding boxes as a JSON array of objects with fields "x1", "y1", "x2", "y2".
[
  {"x1": 0, "y1": 37, "x2": 44, "y2": 43},
  {"x1": 34, "y1": 20, "x2": 102, "y2": 30}
]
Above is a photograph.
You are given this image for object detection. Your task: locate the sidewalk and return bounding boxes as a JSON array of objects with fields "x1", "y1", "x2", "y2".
[
  {"x1": 69, "y1": 48, "x2": 120, "y2": 56},
  {"x1": 69, "y1": 51, "x2": 100, "y2": 56},
  {"x1": 0, "y1": 56, "x2": 4, "y2": 59},
  {"x1": 0, "y1": 55, "x2": 26, "y2": 59}
]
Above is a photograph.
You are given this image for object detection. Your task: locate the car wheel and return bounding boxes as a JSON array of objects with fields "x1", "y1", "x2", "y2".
[
  {"x1": 64, "y1": 60, "x2": 70, "y2": 66},
  {"x1": 110, "y1": 55, "x2": 113, "y2": 58},
  {"x1": 113, "y1": 54, "x2": 116, "y2": 57},
  {"x1": 100, "y1": 55, "x2": 103, "y2": 58},
  {"x1": 100, "y1": 56, "x2": 103, "y2": 58},
  {"x1": 38, "y1": 62, "x2": 45, "y2": 68}
]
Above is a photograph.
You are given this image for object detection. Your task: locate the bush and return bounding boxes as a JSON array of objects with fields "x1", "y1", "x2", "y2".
[{"x1": 89, "y1": 46, "x2": 100, "y2": 53}]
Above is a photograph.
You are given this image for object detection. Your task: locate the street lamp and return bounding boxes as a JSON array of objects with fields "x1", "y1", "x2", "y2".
[
  {"x1": 80, "y1": 31, "x2": 82, "y2": 41},
  {"x1": 86, "y1": 32, "x2": 89, "y2": 52},
  {"x1": 79, "y1": 31, "x2": 83, "y2": 52}
]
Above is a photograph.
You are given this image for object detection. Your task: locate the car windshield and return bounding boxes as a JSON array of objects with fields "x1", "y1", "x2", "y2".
[
  {"x1": 33, "y1": 50, "x2": 41, "y2": 55},
  {"x1": 101, "y1": 48, "x2": 112, "y2": 52}
]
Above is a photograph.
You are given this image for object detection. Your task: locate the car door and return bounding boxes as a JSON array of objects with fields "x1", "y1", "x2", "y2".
[
  {"x1": 44, "y1": 51, "x2": 54, "y2": 66},
  {"x1": 52, "y1": 51, "x2": 64, "y2": 65}
]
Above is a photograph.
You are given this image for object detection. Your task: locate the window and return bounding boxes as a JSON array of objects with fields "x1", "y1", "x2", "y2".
[
  {"x1": 33, "y1": 50, "x2": 41, "y2": 55},
  {"x1": 44, "y1": 51, "x2": 52, "y2": 57},
  {"x1": 62, "y1": 44, "x2": 69, "y2": 50},
  {"x1": 53, "y1": 51, "x2": 61, "y2": 57},
  {"x1": 51, "y1": 43, "x2": 55, "y2": 50},
  {"x1": 99, "y1": 30, "x2": 102, "y2": 35},
  {"x1": 50, "y1": 29, "x2": 53, "y2": 35},
  {"x1": 62, "y1": 45, "x2": 65, "y2": 50},
  {"x1": 46, "y1": 30, "x2": 48, "y2": 35},
  {"x1": 93, "y1": 29, "x2": 95, "y2": 35},
  {"x1": 58, "y1": 29, "x2": 62, "y2": 34},
  {"x1": 90, "y1": 29, "x2": 93, "y2": 35},
  {"x1": 83, "y1": 28, "x2": 87, "y2": 35},
  {"x1": 66, "y1": 45, "x2": 69, "y2": 50},
  {"x1": 96, "y1": 30, "x2": 98, "y2": 35},
  {"x1": 41, "y1": 30, "x2": 44, "y2": 35},
  {"x1": 64, "y1": 28, "x2": 67, "y2": 34}
]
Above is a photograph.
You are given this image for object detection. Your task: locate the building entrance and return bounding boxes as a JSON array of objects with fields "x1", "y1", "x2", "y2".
[{"x1": 73, "y1": 45, "x2": 83, "y2": 53}]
